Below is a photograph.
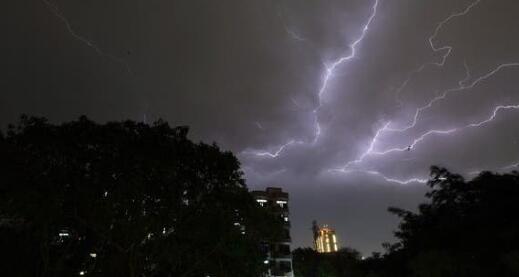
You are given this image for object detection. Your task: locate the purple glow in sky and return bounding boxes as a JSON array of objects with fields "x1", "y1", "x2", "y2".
[{"x1": 2, "y1": 0, "x2": 519, "y2": 254}]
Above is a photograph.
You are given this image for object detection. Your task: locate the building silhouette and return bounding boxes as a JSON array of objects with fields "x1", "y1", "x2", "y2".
[
  {"x1": 252, "y1": 187, "x2": 293, "y2": 277},
  {"x1": 313, "y1": 222, "x2": 339, "y2": 253}
]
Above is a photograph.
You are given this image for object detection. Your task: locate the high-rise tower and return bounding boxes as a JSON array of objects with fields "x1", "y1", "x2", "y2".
[
  {"x1": 313, "y1": 223, "x2": 339, "y2": 253},
  {"x1": 252, "y1": 187, "x2": 293, "y2": 277}
]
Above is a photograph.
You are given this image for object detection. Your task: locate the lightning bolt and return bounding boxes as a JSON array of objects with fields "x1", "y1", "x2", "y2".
[
  {"x1": 388, "y1": 62, "x2": 519, "y2": 132},
  {"x1": 246, "y1": 0, "x2": 517, "y2": 185},
  {"x1": 331, "y1": 104, "x2": 519, "y2": 182},
  {"x1": 345, "y1": 104, "x2": 519, "y2": 166},
  {"x1": 503, "y1": 162, "x2": 519, "y2": 170},
  {"x1": 329, "y1": 168, "x2": 428, "y2": 184},
  {"x1": 332, "y1": 61, "x2": 519, "y2": 178},
  {"x1": 246, "y1": 0, "x2": 380, "y2": 157},
  {"x1": 372, "y1": 172, "x2": 428, "y2": 184},
  {"x1": 468, "y1": 160, "x2": 519, "y2": 176},
  {"x1": 312, "y1": 0, "x2": 379, "y2": 143},
  {"x1": 394, "y1": 0, "x2": 481, "y2": 105},
  {"x1": 42, "y1": 0, "x2": 131, "y2": 73},
  {"x1": 244, "y1": 140, "x2": 304, "y2": 158},
  {"x1": 388, "y1": 61, "x2": 471, "y2": 132},
  {"x1": 317, "y1": 0, "x2": 379, "y2": 101},
  {"x1": 340, "y1": 122, "x2": 391, "y2": 169}
]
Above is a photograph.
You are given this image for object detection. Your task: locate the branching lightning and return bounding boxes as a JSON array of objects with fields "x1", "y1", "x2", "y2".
[
  {"x1": 331, "y1": 104, "x2": 519, "y2": 183},
  {"x1": 394, "y1": 0, "x2": 481, "y2": 105},
  {"x1": 332, "y1": 61, "x2": 519, "y2": 182},
  {"x1": 328, "y1": 0, "x2": 497, "y2": 184},
  {"x1": 246, "y1": 0, "x2": 380, "y2": 157},
  {"x1": 369, "y1": 172, "x2": 428, "y2": 185},
  {"x1": 244, "y1": 140, "x2": 304, "y2": 158},
  {"x1": 503, "y1": 162, "x2": 519, "y2": 170},
  {"x1": 388, "y1": 62, "x2": 519, "y2": 132},
  {"x1": 335, "y1": 104, "x2": 519, "y2": 170},
  {"x1": 42, "y1": 0, "x2": 131, "y2": 73},
  {"x1": 338, "y1": 62, "x2": 519, "y2": 182},
  {"x1": 332, "y1": 169, "x2": 428, "y2": 184},
  {"x1": 244, "y1": 0, "x2": 518, "y2": 185},
  {"x1": 340, "y1": 122, "x2": 391, "y2": 169},
  {"x1": 311, "y1": 0, "x2": 379, "y2": 143},
  {"x1": 468, "y1": 160, "x2": 519, "y2": 176},
  {"x1": 380, "y1": 104, "x2": 519, "y2": 155}
]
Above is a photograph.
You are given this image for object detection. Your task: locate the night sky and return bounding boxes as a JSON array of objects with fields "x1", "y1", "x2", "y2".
[{"x1": 2, "y1": 0, "x2": 519, "y2": 255}]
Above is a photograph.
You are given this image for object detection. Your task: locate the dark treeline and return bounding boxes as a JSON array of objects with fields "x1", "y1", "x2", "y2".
[
  {"x1": 2, "y1": 116, "x2": 519, "y2": 277},
  {"x1": 0, "y1": 116, "x2": 284, "y2": 277},
  {"x1": 293, "y1": 167, "x2": 519, "y2": 277}
]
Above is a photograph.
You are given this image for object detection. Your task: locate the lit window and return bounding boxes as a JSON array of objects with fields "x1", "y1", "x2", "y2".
[
  {"x1": 256, "y1": 199, "x2": 267, "y2": 207},
  {"x1": 276, "y1": 200, "x2": 287, "y2": 208}
]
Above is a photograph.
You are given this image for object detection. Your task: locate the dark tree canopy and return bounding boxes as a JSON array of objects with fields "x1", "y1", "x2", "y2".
[
  {"x1": 292, "y1": 247, "x2": 362, "y2": 277},
  {"x1": 0, "y1": 116, "x2": 282, "y2": 277},
  {"x1": 382, "y1": 166, "x2": 519, "y2": 277}
]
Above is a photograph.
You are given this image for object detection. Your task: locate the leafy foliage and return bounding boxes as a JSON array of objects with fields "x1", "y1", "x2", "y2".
[
  {"x1": 292, "y1": 247, "x2": 362, "y2": 277},
  {"x1": 0, "y1": 116, "x2": 282, "y2": 277},
  {"x1": 384, "y1": 166, "x2": 519, "y2": 277}
]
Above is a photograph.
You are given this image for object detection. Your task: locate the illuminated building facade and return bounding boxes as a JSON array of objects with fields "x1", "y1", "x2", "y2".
[
  {"x1": 252, "y1": 187, "x2": 293, "y2": 277},
  {"x1": 313, "y1": 223, "x2": 339, "y2": 253}
]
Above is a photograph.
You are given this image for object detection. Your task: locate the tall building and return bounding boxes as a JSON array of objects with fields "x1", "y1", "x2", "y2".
[
  {"x1": 251, "y1": 187, "x2": 294, "y2": 277},
  {"x1": 313, "y1": 222, "x2": 339, "y2": 253}
]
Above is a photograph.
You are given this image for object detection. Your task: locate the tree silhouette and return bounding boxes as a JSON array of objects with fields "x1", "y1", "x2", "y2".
[
  {"x1": 385, "y1": 166, "x2": 519, "y2": 277},
  {"x1": 292, "y1": 247, "x2": 362, "y2": 277},
  {"x1": 0, "y1": 116, "x2": 282, "y2": 277}
]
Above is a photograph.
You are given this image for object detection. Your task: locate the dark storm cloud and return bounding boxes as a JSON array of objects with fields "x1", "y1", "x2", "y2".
[{"x1": 2, "y1": 0, "x2": 519, "y2": 254}]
